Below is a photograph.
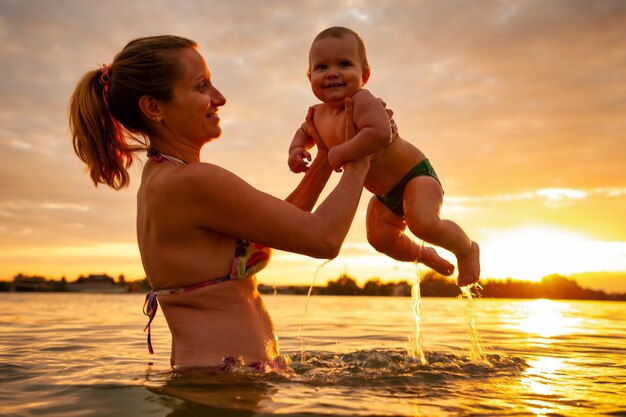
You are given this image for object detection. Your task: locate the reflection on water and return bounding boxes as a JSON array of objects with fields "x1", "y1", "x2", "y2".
[
  {"x1": 522, "y1": 356, "x2": 565, "y2": 397},
  {"x1": 515, "y1": 299, "x2": 583, "y2": 339},
  {"x1": 147, "y1": 370, "x2": 277, "y2": 415}
]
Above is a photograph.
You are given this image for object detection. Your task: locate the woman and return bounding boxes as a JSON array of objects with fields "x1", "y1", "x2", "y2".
[{"x1": 69, "y1": 35, "x2": 373, "y2": 370}]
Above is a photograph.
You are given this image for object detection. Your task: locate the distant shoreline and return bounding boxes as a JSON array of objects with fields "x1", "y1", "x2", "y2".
[{"x1": 2, "y1": 272, "x2": 625, "y2": 301}]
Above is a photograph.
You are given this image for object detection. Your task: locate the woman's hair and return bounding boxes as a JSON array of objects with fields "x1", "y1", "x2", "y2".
[
  {"x1": 312, "y1": 26, "x2": 369, "y2": 71},
  {"x1": 69, "y1": 35, "x2": 196, "y2": 189}
]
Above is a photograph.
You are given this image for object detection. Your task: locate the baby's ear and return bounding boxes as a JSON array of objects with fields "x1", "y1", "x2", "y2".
[{"x1": 362, "y1": 68, "x2": 371, "y2": 85}]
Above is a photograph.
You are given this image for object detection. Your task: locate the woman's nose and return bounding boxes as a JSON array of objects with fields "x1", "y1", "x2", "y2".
[{"x1": 211, "y1": 87, "x2": 226, "y2": 106}]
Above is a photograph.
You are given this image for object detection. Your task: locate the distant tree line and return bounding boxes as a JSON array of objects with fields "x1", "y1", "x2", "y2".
[
  {"x1": 259, "y1": 272, "x2": 626, "y2": 301},
  {"x1": 2, "y1": 272, "x2": 625, "y2": 301},
  {"x1": 0, "y1": 273, "x2": 151, "y2": 293}
]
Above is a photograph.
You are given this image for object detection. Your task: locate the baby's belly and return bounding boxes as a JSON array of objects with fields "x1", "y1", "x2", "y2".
[
  {"x1": 364, "y1": 139, "x2": 425, "y2": 195},
  {"x1": 365, "y1": 159, "x2": 418, "y2": 195}
]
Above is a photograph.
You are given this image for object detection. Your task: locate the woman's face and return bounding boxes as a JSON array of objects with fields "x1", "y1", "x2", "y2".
[{"x1": 160, "y1": 47, "x2": 226, "y2": 144}]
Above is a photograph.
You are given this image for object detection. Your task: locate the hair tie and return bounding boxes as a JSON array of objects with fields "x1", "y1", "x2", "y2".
[{"x1": 99, "y1": 64, "x2": 111, "y2": 87}]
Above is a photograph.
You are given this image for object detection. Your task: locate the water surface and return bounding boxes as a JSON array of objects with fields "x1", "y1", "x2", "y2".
[{"x1": 0, "y1": 293, "x2": 624, "y2": 416}]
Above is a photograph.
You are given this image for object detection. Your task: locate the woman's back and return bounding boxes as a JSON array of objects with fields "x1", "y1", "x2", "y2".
[{"x1": 137, "y1": 159, "x2": 237, "y2": 290}]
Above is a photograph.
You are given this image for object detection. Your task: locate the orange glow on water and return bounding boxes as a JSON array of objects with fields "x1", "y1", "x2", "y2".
[{"x1": 515, "y1": 299, "x2": 581, "y2": 339}]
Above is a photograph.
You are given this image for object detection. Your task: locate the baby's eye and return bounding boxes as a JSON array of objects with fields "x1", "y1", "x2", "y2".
[
  {"x1": 315, "y1": 64, "x2": 327, "y2": 71},
  {"x1": 339, "y1": 61, "x2": 352, "y2": 68}
]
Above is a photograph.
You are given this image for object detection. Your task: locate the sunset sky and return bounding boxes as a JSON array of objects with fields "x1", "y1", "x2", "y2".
[{"x1": 1, "y1": 0, "x2": 625, "y2": 292}]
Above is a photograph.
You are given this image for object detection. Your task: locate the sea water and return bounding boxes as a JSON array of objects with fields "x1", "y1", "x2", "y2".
[
  {"x1": 460, "y1": 284, "x2": 486, "y2": 362},
  {"x1": 1, "y1": 293, "x2": 625, "y2": 416},
  {"x1": 409, "y1": 271, "x2": 427, "y2": 365},
  {"x1": 298, "y1": 260, "x2": 330, "y2": 362}
]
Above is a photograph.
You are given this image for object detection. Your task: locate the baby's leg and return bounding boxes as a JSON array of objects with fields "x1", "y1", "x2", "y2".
[
  {"x1": 403, "y1": 177, "x2": 480, "y2": 286},
  {"x1": 366, "y1": 196, "x2": 454, "y2": 275}
]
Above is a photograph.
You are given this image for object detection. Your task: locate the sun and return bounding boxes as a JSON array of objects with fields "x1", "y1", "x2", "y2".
[{"x1": 479, "y1": 225, "x2": 597, "y2": 281}]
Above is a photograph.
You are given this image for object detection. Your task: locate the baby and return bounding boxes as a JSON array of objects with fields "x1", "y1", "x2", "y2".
[{"x1": 288, "y1": 27, "x2": 480, "y2": 286}]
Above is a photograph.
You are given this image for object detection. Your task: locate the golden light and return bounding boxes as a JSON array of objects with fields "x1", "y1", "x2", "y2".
[
  {"x1": 516, "y1": 299, "x2": 581, "y2": 339},
  {"x1": 480, "y1": 226, "x2": 601, "y2": 281}
]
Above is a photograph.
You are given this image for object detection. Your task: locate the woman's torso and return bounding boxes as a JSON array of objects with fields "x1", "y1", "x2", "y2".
[{"x1": 136, "y1": 159, "x2": 279, "y2": 368}]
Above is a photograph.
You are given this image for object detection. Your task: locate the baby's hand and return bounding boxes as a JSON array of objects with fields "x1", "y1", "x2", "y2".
[
  {"x1": 327, "y1": 147, "x2": 346, "y2": 172},
  {"x1": 288, "y1": 148, "x2": 312, "y2": 173}
]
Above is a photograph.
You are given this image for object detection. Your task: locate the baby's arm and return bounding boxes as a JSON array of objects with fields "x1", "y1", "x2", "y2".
[
  {"x1": 288, "y1": 121, "x2": 316, "y2": 173},
  {"x1": 327, "y1": 89, "x2": 392, "y2": 170}
]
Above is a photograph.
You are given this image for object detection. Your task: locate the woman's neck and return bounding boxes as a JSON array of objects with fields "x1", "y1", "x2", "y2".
[{"x1": 149, "y1": 139, "x2": 201, "y2": 164}]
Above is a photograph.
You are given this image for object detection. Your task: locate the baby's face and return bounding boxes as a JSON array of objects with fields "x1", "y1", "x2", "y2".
[{"x1": 308, "y1": 35, "x2": 367, "y2": 105}]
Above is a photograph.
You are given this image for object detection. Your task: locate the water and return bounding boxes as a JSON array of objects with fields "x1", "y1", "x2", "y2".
[
  {"x1": 459, "y1": 285, "x2": 485, "y2": 362},
  {"x1": 409, "y1": 276, "x2": 427, "y2": 365},
  {"x1": 1, "y1": 293, "x2": 625, "y2": 416},
  {"x1": 298, "y1": 260, "x2": 330, "y2": 362}
]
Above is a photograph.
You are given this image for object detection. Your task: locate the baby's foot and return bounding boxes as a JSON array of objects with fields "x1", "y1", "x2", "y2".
[
  {"x1": 456, "y1": 241, "x2": 480, "y2": 287},
  {"x1": 418, "y1": 246, "x2": 455, "y2": 276}
]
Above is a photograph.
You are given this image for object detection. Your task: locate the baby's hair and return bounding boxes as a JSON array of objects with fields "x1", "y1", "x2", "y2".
[{"x1": 312, "y1": 26, "x2": 369, "y2": 71}]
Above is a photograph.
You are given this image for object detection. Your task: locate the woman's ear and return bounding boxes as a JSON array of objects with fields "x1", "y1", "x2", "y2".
[{"x1": 139, "y1": 95, "x2": 163, "y2": 123}]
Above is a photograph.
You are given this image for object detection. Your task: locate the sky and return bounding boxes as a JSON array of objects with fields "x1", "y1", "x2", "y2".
[{"x1": 1, "y1": 0, "x2": 625, "y2": 292}]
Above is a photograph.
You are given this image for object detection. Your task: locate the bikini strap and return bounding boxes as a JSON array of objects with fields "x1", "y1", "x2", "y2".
[
  {"x1": 147, "y1": 148, "x2": 187, "y2": 165},
  {"x1": 141, "y1": 239, "x2": 250, "y2": 354},
  {"x1": 142, "y1": 274, "x2": 233, "y2": 354},
  {"x1": 143, "y1": 290, "x2": 158, "y2": 354}
]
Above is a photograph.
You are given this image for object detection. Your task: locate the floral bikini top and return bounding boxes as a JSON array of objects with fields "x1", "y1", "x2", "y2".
[{"x1": 142, "y1": 150, "x2": 272, "y2": 353}]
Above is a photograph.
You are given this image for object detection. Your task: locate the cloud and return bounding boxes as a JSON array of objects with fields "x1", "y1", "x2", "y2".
[
  {"x1": 1, "y1": 0, "x2": 625, "y2": 288},
  {"x1": 444, "y1": 187, "x2": 626, "y2": 209}
]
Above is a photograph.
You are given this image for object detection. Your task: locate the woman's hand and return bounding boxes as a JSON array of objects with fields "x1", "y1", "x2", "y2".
[
  {"x1": 328, "y1": 98, "x2": 359, "y2": 172},
  {"x1": 378, "y1": 98, "x2": 399, "y2": 142},
  {"x1": 305, "y1": 106, "x2": 328, "y2": 155},
  {"x1": 344, "y1": 97, "x2": 356, "y2": 141}
]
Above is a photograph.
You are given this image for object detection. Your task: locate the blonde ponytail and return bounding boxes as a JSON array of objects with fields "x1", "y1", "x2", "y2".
[{"x1": 69, "y1": 35, "x2": 196, "y2": 189}]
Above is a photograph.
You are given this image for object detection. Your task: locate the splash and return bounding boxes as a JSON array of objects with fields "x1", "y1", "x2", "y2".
[
  {"x1": 298, "y1": 260, "x2": 331, "y2": 362},
  {"x1": 289, "y1": 349, "x2": 523, "y2": 384},
  {"x1": 459, "y1": 284, "x2": 486, "y2": 362},
  {"x1": 409, "y1": 265, "x2": 427, "y2": 365}
]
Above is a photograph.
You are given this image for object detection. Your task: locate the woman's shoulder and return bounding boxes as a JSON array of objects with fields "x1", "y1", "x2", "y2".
[
  {"x1": 174, "y1": 161, "x2": 240, "y2": 185},
  {"x1": 143, "y1": 162, "x2": 243, "y2": 203}
]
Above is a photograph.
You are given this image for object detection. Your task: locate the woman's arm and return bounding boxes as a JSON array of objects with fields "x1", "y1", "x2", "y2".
[
  {"x1": 175, "y1": 98, "x2": 367, "y2": 259},
  {"x1": 285, "y1": 152, "x2": 332, "y2": 211},
  {"x1": 181, "y1": 157, "x2": 368, "y2": 260}
]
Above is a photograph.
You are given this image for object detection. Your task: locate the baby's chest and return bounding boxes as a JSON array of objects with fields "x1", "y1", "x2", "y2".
[{"x1": 315, "y1": 113, "x2": 348, "y2": 148}]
